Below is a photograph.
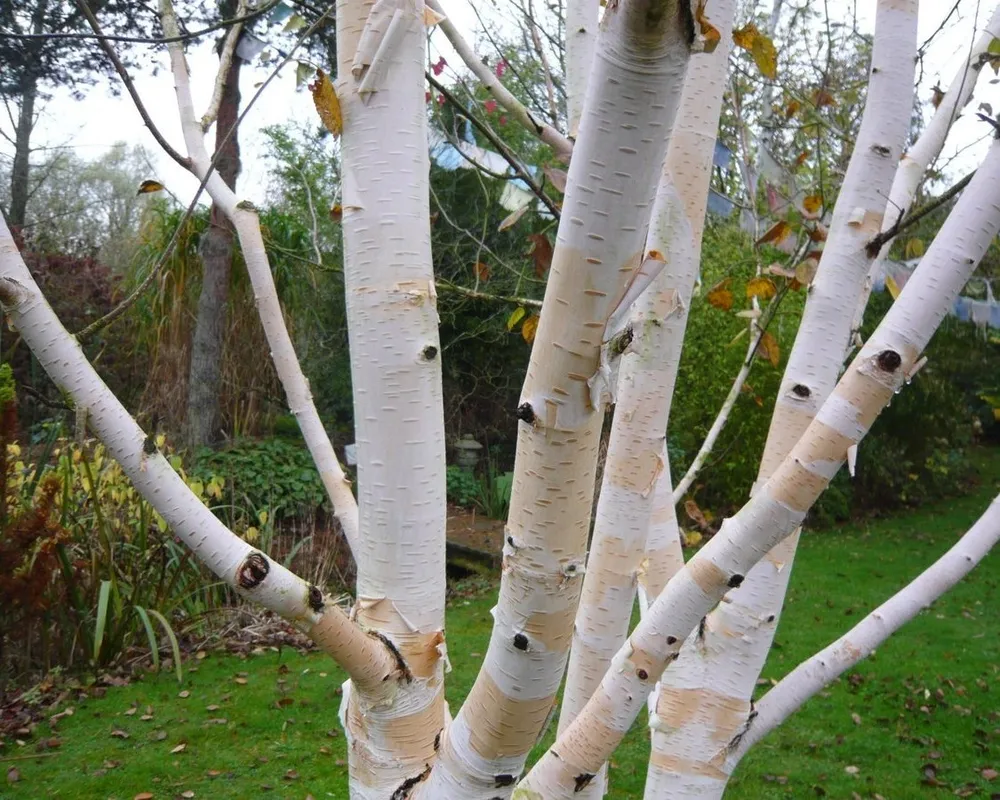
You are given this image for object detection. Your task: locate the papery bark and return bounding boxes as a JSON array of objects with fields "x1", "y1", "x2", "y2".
[
  {"x1": 643, "y1": 2, "x2": 919, "y2": 793},
  {"x1": 423, "y1": 2, "x2": 696, "y2": 796},
  {"x1": 555, "y1": 3, "x2": 737, "y2": 796},
  {"x1": 516, "y1": 129, "x2": 1000, "y2": 800}
]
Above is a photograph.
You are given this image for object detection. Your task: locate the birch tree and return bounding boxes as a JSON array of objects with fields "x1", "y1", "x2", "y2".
[{"x1": 2, "y1": 1, "x2": 999, "y2": 798}]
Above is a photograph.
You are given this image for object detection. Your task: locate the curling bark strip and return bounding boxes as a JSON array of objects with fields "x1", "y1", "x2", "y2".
[
  {"x1": 334, "y1": 0, "x2": 449, "y2": 795},
  {"x1": 158, "y1": 0, "x2": 361, "y2": 555},
  {"x1": 516, "y1": 132, "x2": 1000, "y2": 799},
  {"x1": 556, "y1": 3, "x2": 737, "y2": 796},
  {"x1": 422, "y1": 1, "x2": 696, "y2": 796},
  {"x1": 644, "y1": 2, "x2": 919, "y2": 793},
  {"x1": 0, "y1": 216, "x2": 393, "y2": 695},
  {"x1": 722, "y1": 492, "x2": 1000, "y2": 776}
]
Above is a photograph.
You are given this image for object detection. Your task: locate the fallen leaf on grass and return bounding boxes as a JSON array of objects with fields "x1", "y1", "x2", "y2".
[
  {"x1": 171, "y1": 743, "x2": 187, "y2": 754},
  {"x1": 110, "y1": 729, "x2": 130, "y2": 739}
]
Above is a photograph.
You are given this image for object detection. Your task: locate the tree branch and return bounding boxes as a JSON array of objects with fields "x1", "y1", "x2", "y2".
[
  {"x1": 71, "y1": 0, "x2": 191, "y2": 170},
  {"x1": 0, "y1": 0, "x2": 281, "y2": 44},
  {"x1": 427, "y1": 0, "x2": 573, "y2": 161},
  {"x1": 427, "y1": 73, "x2": 561, "y2": 218},
  {"x1": 864, "y1": 170, "x2": 975, "y2": 257}
]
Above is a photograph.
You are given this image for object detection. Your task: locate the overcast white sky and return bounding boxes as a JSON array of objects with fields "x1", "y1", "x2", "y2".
[{"x1": 3, "y1": 0, "x2": 997, "y2": 207}]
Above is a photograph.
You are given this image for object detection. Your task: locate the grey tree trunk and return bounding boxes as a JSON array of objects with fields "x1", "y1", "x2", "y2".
[
  {"x1": 7, "y1": 0, "x2": 47, "y2": 230},
  {"x1": 184, "y1": 24, "x2": 241, "y2": 449}
]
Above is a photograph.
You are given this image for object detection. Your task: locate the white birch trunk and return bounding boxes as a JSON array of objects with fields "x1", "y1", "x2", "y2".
[
  {"x1": 0, "y1": 217, "x2": 397, "y2": 698},
  {"x1": 641, "y1": 2, "x2": 919, "y2": 793},
  {"x1": 556, "y1": 5, "x2": 737, "y2": 796},
  {"x1": 158, "y1": 1, "x2": 361, "y2": 554},
  {"x1": 515, "y1": 130, "x2": 1000, "y2": 800},
  {"x1": 723, "y1": 492, "x2": 1000, "y2": 775},
  {"x1": 566, "y1": 0, "x2": 600, "y2": 138},
  {"x1": 336, "y1": 0, "x2": 448, "y2": 795},
  {"x1": 422, "y1": 2, "x2": 696, "y2": 796},
  {"x1": 851, "y1": 2, "x2": 1000, "y2": 343}
]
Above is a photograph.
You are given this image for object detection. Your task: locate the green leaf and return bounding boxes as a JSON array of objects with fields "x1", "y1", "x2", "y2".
[
  {"x1": 148, "y1": 609, "x2": 184, "y2": 684},
  {"x1": 134, "y1": 606, "x2": 161, "y2": 674},
  {"x1": 94, "y1": 580, "x2": 112, "y2": 666},
  {"x1": 988, "y1": 37, "x2": 1000, "y2": 55},
  {"x1": 506, "y1": 306, "x2": 527, "y2": 331}
]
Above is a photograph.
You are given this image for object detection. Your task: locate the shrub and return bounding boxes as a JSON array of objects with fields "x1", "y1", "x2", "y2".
[
  {"x1": 446, "y1": 465, "x2": 480, "y2": 507},
  {"x1": 1, "y1": 421, "x2": 228, "y2": 680},
  {"x1": 668, "y1": 220, "x2": 998, "y2": 524},
  {"x1": 189, "y1": 437, "x2": 329, "y2": 523}
]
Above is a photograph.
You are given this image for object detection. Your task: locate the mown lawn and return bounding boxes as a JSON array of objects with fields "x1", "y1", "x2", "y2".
[{"x1": 3, "y1": 452, "x2": 999, "y2": 799}]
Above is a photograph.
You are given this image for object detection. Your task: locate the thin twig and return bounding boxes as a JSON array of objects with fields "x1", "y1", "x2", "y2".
[
  {"x1": 427, "y1": 74, "x2": 561, "y2": 218},
  {"x1": 864, "y1": 170, "x2": 974, "y2": 257},
  {"x1": 0, "y1": 0, "x2": 281, "y2": 44},
  {"x1": 72, "y1": 0, "x2": 191, "y2": 169}
]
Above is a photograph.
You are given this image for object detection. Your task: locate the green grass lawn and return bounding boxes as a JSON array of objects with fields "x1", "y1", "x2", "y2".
[{"x1": 3, "y1": 453, "x2": 999, "y2": 799}]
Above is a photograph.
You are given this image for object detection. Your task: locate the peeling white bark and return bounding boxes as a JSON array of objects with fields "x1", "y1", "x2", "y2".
[
  {"x1": 723, "y1": 492, "x2": 1000, "y2": 775},
  {"x1": 335, "y1": 0, "x2": 449, "y2": 795},
  {"x1": 158, "y1": 0, "x2": 361, "y2": 555},
  {"x1": 515, "y1": 132, "x2": 1000, "y2": 799},
  {"x1": 556, "y1": 4, "x2": 737, "y2": 797},
  {"x1": 422, "y1": 2, "x2": 695, "y2": 796},
  {"x1": 642, "y1": 1, "x2": 920, "y2": 793}
]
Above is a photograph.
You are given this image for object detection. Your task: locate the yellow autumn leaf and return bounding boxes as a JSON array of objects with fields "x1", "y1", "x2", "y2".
[
  {"x1": 785, "y1": 99, "x2": 801, "y2": 119},
  {"x1": 904, "y1": 237, "x2": 925, "y2": 259},
  {"x1": 756, "y1": 330, "x2": 781, "y2": 367},
  {"x1": 751, "y1": 32, "x2": 778, "y2": 80},
  {"x1": 137, "y1": 180, "x2": 164, "y2": 195},
  {"x1": 746, "y1": 276, "x2": 777, "y2": 300},
  {"x1": 885, "y1": 274, "x2": 901, "y2": 300},
  {"x1": 521, "y1": 315, "x2": 539, "y2": 344},
  {"x1": 706, "y1": 278, "x2": 734, "y2": 311},
  {"x1": 309, "y1": 69, "x2": 343, "y2": 137},
  {"x1": 695, "y1": 0, "x2": 720, "y2": 52},
  {"x1": 802, "y1": 194, "x2": 823, "y2": 216},
  {"x1": 681, "y1": 530, "x2": 703, "y2": 548},
  {"x1": 506, "y1": 306, "x2": 527, "y2": 331},
  {"x1": 732, "y1": 23, "x2": 758, "y2": 51}
]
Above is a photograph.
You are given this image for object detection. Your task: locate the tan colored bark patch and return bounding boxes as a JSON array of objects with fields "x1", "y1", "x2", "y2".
[
  {"x1": 687, "y1": 556, "x2": 727, "y2": 594},
  {"x1": 769, "y1": 459, "x2": 830, "y2": 513},
  {"x1": 524, "y1": 604, "x2": 577, "y2": 651},
  {"x1": 654, "y1": 685, "x2": 748, "y2": 744},
  {"x1": 648, "y1": 749, "x2": 729, "y2": 779},
  {"x1": 464, "y1": 672, "x2": 556, "y2": 759}
]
